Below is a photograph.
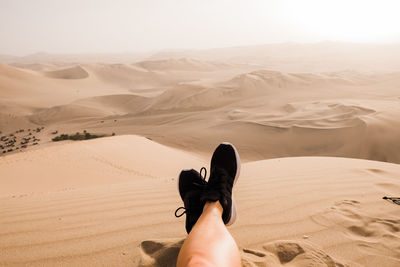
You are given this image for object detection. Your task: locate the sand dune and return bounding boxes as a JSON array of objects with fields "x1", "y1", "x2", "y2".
[
  {"x1": 11, "y1": 62, "x2": 76, "y2": 71},
  {"x1": 0, "y1": 63, "x2": 130, "y2": 109},
  {"x1": 82, "y1": 71, "x2": 400, "y2": 163},
  {"x1": 0, "y1": 62, "x2": 37, "y2": 78},
  {"x1": 0, "y1": 59, "x2": 241, "y2": 109},
  {"x1": 1, "y1": 137, "x2": 399, "y2": 266},
  {"x1": 0, "y1": 52, "x2": 150, "y2": 64},
  {"x1": 150, "y1": 42, "x2": 400, "y2": 72},
  {"x1": 3, "y1": 42, "x2": 400, "y2": 72},
  {"x1": 29, "y1": 104, "x2": 116, "y2": 124},
  {"x1": 28, "y1": 94, "x2": 151, "y2": 124},
  {"x1": 135, "y1": 58, "x2": 231, "y2": 72},
  {"x1": 0, "y1": 135, "x2": 205, "y2": 196},
  {"x1": 43, "y1": 65, "x2": 89, "y2": 79},
  {"x1": 4, "y1": 66, "x2": 398, "y2": 164},
  {"x1": 75, "y1": 94, "x2": 152, "y2": 115},
  {"x1": 2, "y1": 44, "x2": 400, "y2": 266}
]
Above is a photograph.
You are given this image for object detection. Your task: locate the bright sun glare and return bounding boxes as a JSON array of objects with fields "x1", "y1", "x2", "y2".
[{"x1": 282, "y1": 0, "x2": 400, "y2": 42}]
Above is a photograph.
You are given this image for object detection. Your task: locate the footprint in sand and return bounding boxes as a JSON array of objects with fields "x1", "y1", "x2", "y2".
[
  {"x1": 139, "y1": 239, "x2": 184, "y2": 267},
  {"x1": 139, "y1": 239, "x2": 347, "y2": 267},
  {"x1": 316, "y1": 198, "x2": 400, "y2": 262}
]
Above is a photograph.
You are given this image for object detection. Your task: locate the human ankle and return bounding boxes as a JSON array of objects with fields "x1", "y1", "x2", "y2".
[{"x1": 203, "y1": 201, "x2": 223, "y2": 216}]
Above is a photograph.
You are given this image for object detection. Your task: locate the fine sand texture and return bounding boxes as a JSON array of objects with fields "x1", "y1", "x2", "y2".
[
  {"x1": 1, "y1": 44, "x2": 400, "y2": 266},
  {"x1": 1, "y1": 136, "x2": 400, "y2": 266}
]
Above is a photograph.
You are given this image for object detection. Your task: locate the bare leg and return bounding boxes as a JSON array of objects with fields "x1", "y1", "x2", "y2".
[{"x1": 177, "y1": 201, "x2": 241, "y2": 267}]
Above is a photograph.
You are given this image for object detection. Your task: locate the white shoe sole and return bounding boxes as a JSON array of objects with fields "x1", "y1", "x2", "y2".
[{"x1": 221, "y1": 142, "x2": 241, "y2": 226}]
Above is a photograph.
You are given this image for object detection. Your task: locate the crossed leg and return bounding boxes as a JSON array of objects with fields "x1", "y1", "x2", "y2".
[{"x1": 177, "y1": 201, "x2": 241, "y2": 267}]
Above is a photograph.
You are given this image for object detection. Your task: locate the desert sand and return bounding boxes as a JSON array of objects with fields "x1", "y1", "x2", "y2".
[{"x1": 1, "y1": 43, "x2": 400, "y2": 266}]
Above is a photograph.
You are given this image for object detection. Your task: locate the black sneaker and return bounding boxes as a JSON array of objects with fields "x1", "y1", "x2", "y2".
[
  {"x1": 175, "y1": 168, "x2": 207, "y2": 233},
  {"x1": 201, "y1": 142, "x2": 240, "y2": 225}
]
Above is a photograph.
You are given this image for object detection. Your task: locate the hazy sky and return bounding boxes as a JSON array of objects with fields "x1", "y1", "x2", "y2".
[{"x1": 1, "y1": 0, "x2": 400, "y2": 56}]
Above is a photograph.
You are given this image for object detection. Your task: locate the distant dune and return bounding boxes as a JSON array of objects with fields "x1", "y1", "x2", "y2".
[
  {"x1": 135, "y1": 58, "x2": 231, "y2": 72},
  {"x1": 3, "y1": 42, "x2": 400, "y2": 71},
  {"x1": 0, "y1": 52, "x2": 151, "y2": 64},
  {"x1": 150, "y1": 42, "x2": 400, "y2": 72},
  {"x1": 2, "y1": 61, "x2": 400, "y2": 163},
  {"x1": 0, "y1": 54, "x2": 20, "y2": 63},
  {"x1": 43, "y1": 65, "x2": 89, "y2": 79},
  {"x1": 11, "y1": 62, "x2": 73, "y2": 71}
]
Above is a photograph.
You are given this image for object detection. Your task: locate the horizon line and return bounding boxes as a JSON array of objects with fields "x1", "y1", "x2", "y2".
[{"x1": 3, "y1": 40, "x2": 400, "y2": 58}]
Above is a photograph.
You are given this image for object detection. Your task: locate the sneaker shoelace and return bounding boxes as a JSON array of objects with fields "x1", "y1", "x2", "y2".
[
  {"x1": 174, "y1": 167, "x2": 208, "y2": 218},
  {"x1": 383, "y1": 196, "x2": 400, "y2": 205}
]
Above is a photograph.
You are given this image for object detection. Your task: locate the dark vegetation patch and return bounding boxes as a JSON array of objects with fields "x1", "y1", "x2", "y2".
[
  {"x1": 1, "y1": 127, "x2": 43, "y2": 155},
  {"x1": 52, "y1": 132, "x2": 105, "y2": 142}
]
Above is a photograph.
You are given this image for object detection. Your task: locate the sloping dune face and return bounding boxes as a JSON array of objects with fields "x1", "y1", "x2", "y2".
[
  {"x1": 28, "y1": 94, "x2": 152, "y2": 124},
  {"x1": 0, "y1": 63, "x2": 132, "y2": 109},
  {"x1": 0, "y1": 135, "x2": 205, "y2": 195},
  {"x1": 243, "y1": 100, "x2": 375, "y2": 129},
  {"x1": 0, "y1": 138, "x2": 399, "y2": 266},
  {"x1": 43, "y1": 65, "x2": 89, "y2": 79}
]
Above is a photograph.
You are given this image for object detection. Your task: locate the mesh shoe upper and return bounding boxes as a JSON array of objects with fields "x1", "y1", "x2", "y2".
[
  {"x1": 175, "y1": 169, "x2": 207, "y2": 233},
  {"x1": 201, "y1": 143, "x2": 240, "y2": 225}
]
